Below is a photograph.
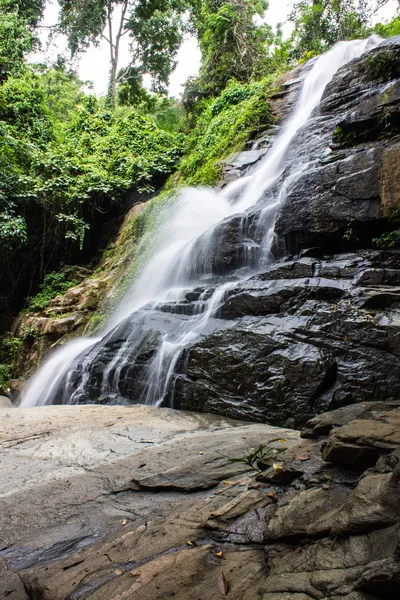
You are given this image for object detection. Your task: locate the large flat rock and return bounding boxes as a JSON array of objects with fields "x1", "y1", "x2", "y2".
[
  {"x1": 2, "y1": 403, "x2": 400, "y2": 599},
  {"x1": 0, "y1": 404, "x2": 299, "y2": 574}
]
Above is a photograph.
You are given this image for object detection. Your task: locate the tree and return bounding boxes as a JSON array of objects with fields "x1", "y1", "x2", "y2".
[
  {"x1": 0, "y1": 0, "x2": 44, "y2": 82},
  {"x1": 57, "y1": 0, "x2": 191, "y2": 104},
  {"x1": 289, "y1": 0, "x2": 397, "y2": 59},
  {"x1": 191, "y1": 0, "x2": 272, "y2": 97}
]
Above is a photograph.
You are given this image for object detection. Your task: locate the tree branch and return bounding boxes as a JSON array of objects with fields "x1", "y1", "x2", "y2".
[{"x1": 107, "y1": 1, "x2": 114, "y2": 62}]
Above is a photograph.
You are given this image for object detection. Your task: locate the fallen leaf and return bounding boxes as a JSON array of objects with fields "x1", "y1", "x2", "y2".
[
  {"x1": 216, "y1": 551, "x2": 223, "y2": 558},
  {"x1": 122, "y1": 519, "x2": 127, "y2": 526},
  {"x1": 278, "y1": 438, "x2": 286, "y2": 443},
  {"x1": 273, "y1": 463, "x2": 284, "y2": 472},
  {"x1": 218, "y1": 571, "x2": 229, "y2": 596},
  {"x1": 199, "y1": 451, "x2": 204, "y2": 455},
  {"x1": 105, "y1": 423, "x2": 114, "y2": 427},
  {"x1": 114, "y1": 568, "x2": 122, "y2": 575},
  {"x1": 222, "y1": 480, "x2": 236, "y2": 485},
  {"x1": 267, "y1": 491, "x2": 278, "y2": 501},
  {"x1": 297, "y1": 455, "x2": 310, "y2": 461},
  {"x1": 186, "y1": 540, "x2": 195, "y2": 547}
]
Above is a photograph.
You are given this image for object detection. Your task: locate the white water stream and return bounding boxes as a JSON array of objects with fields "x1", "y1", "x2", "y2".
[{"x1": 21, "y1": 37, "x2": 380, "y2": 408}]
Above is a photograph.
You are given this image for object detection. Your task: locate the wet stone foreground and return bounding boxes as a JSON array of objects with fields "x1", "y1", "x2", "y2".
[{"x1": 1, "y1": 402, "x2": 400, "y2": 599}]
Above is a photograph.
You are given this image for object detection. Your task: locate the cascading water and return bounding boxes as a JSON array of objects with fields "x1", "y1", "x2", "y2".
[{"x1": 21, "y1": 37, "x2": 380, "y2": 409}]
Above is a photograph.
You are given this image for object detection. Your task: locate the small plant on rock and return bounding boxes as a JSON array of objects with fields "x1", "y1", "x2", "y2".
[
  {"x1": 229, "y1": 444, "x2": 280, "y2": 472},
  {"x1": 360, "y1": 51, "x2": 399, "y2": 83}
]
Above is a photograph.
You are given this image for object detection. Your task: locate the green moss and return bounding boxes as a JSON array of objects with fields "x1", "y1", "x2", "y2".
[
  {"x1": 332, "y1": 124, "x2": 359, "y2": 148},
  {"x1": 360, "y1": 50, "x2": 399, "y2": 83},
  {"x1": 86, "y1": 313, "x2": 106, "y2": 334}
]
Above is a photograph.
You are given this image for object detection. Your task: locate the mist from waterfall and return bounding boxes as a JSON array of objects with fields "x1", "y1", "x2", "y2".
[{"x1": 21, "y1": 37, "x2": 380, "y2": 408}]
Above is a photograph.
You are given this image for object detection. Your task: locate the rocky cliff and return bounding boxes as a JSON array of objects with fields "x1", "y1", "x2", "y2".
[
  {"x1": 2, "y1": 36, "x2": 400, "y2": 600},
  {"x1": 30, "y1": 36, "x2": 400, "y2": 428}
]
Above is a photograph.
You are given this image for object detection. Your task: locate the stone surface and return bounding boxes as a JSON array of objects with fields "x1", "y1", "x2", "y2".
[
  {"x1": 2, "y1": 401, "x2": 400, "y2": 599},
  {"x1": 321, "y1": 407, "x2": 400, "y2": 468},
  {"x1": 175, "y1": 250, "x2": 400, "y2": 427},
  {"x1": 0, "y1": 404, "x2": 299, "y2": 596},
  {"x1": 0, "y1": 559, "x2": 28, "y2": 600},
  {"x1": 0, "y1": 395, "x2": 12, "y2": 408}
]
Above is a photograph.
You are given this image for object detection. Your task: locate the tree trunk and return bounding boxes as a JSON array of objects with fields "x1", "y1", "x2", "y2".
[{"x1": 106, "y1": 0, "x2": 128, "y2": 107}]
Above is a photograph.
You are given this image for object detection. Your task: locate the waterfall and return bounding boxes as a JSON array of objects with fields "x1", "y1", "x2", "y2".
[{"x1": 20, "y1": 37, "x2": 380, "y2": 409}]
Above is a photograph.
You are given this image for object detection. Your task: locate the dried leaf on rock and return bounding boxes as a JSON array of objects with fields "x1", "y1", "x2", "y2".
[{"x1": 218, "y1": 571, "x2": 229, "y2": 596}]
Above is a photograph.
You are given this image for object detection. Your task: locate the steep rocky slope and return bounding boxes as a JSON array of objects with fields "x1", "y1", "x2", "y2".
[
  {"x1": 38, "y1": 37, "x2": 400, "y2": 428},
  {"x1": 8, "y1": 62, "x2": 309, "y2": 393},
  {"x1": 2, "y1": 36, "x2": 400, "y2": 600}
]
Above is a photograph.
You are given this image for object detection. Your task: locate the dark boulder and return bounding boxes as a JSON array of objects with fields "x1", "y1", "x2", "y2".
[{"x1": 173, "y1": 251, "x2": 400, "y2": 427}]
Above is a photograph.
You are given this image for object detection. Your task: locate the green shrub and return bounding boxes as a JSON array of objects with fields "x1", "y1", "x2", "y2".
[
  {"x1": 374, "y1": 230, "x2": 400, "y2": 249},
  {"x1": 360, "y1": 51, "x2": 399, "y2": 83},
  {"x1": 0, "y1": 335, "x2": 23, "y2": 392},
  {"x1": 374, "y1": 16, "x2": 400, "y2": 39},
  {"x1": 0, "y1": 364, "x2": 12, "y2": 391},
  {"x1": 27, "y1": 268, "x2": 79, "y2": 311},
  {"x1": 229, "y1": 444, "x2": 281, "y2": 472}
]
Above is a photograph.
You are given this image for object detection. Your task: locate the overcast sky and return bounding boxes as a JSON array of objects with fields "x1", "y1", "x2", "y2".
[{"x1": 34, "y1": 0, "x2": 398, "y2": 98}]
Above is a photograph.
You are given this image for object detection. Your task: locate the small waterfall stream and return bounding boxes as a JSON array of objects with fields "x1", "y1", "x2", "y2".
[{"x1": 21, "y1": 37, "x2": 380, "y2": 408}]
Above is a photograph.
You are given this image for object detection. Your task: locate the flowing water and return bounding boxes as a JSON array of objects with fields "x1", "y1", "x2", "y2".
[{"x1": 21, "y1": 37, "x2": 380, "y2": 408}]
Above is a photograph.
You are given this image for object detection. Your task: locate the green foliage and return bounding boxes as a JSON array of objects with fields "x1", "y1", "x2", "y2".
[
  {"x1": 0, "y1": 3, "x2": 34, "y2": 82},
  {"x1": 374, "y1": 229, "x2": 400, "y2": 249},
  {"x1": 0, "y1": 364, "x2": 12, "y2": 391},
  {"x1": 360, "y1": 50, "x2": 399, "y2": 83},
  {"x1": 332, "y1": 124, "x2": 358, "y2": 147},
  {"x1": 32, "y1": 61, "x2": 87, "y2": 122},
  {"x1": 229, "y1": 444, "x2": 279, "y2": 472},
  {"x1": 0, "y1": 213, "x2": 28, "y2": 248},
  {"x1": 289, "y1": 0, "x2": 373, "y2": 59},
  {"x1": 27, "y1": 269, "x2": 79, "y2": 312},
  {"x1": 374, "y1": 209, "x2": 400, "y2": 249},
  {"x1": 0, "y1": 63, "x2": 186, "y2": 318},
  {"x1": 373, "y1": 15, "x2": 400, "y2": 39},
  {"x1": 0, "y1": 70, "x2": 54, "y2": 145},
  {"x1": 117, "y1": 73, "x2": 186, "y2": 133},
  {"x1": 0, "y1": 334, "x2": 22, "y2": 391},
  {"x1": 126, "y1": 0, "x2": 190, "y2": 94},
  {"x1": 179, "y1": 78, "x2": 271, "y2": 185}
]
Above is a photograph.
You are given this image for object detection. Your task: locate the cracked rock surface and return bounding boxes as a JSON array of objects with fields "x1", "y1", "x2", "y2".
[{"x1": 1, "y1": 402, "x2": 400, "y2": 599}]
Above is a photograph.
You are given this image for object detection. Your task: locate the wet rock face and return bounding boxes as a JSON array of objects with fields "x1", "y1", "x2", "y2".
[
  {"x1": 207, "y1": 38, "x2": 400, "y2": 266},
  {"x1": 174, "y1": 250, "x2": 400, "y2": 427},
  {"x1": 273, "y1": 37, "x2": 400, "y2": 253}
]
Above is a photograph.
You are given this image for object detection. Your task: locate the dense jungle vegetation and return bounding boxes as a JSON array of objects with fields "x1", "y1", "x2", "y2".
[{"x1": 0, "y1": 0, "x2": 399, "y2": 336}]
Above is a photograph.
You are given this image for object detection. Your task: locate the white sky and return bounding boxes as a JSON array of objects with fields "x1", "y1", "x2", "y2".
[{"x1": 33, "y1": 0, "x2": 398, "y2": 98}]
